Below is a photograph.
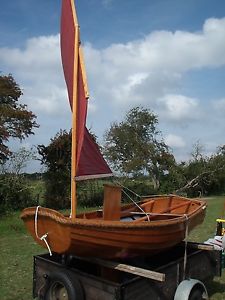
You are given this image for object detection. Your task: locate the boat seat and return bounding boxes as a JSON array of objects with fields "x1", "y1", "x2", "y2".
[
  {"x1": 103, "y1": 184, "x2": 122, "y2": 221},
  {"x1": 133, "y1": 201, "x2": 191, "y2": 222},
  {"x1": 130, "y1": 212, "x2": 183, "y2": 217}
]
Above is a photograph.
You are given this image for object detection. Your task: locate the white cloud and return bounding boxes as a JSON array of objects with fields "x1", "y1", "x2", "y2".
[
  {"x1": 157, "y1": 94, "x2": 199, "y2": 122},
  {"x1": 165, "y1": 134, "x2": 186, "y2": 148},
  {"x1": 1, "y1": 17, "x2": 225, "y2": 169},
  {"x1": 84, "y1": 17, "x2": 225, "y2": 117},
  {"x1": 0, "y1": 35, "x2": 69, "y2": 117},
  {"x1": 0, "y1": 35, "x2": 61, "y2": 78}
]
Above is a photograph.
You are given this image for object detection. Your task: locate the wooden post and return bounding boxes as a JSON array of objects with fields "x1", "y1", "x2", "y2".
[{"x1": 103, "y1": 185, "x2": 122, "y2": 221}]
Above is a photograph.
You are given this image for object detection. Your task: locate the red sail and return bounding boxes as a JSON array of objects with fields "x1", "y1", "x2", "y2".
[{"x1": 60, "y1": 0, "x2": 112, "y2": 180}]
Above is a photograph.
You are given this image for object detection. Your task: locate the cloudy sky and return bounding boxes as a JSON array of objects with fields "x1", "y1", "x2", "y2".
[{"x1": 1, "y1": 0, "x2": 225, "y2": 172}]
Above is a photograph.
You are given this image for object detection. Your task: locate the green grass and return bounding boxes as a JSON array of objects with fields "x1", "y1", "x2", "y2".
[
  {"x1": 0, "y1": 197, "x2": 225, "y2": 299},
  {"x1": 188, "y1": 196, "x2": 225, "y2": 299},
  {"x1": 0, "y1": 212, "x2": 43, "y2": 300}
]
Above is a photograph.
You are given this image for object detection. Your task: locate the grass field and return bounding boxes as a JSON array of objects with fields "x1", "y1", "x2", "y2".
[{"x1": 0, "y1": 197, "x2": 225, "y2": 300}]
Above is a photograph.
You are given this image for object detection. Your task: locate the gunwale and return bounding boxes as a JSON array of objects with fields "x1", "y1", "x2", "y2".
[{"x1": 21, "y1": 196, "x2": 206, "y2": 229}]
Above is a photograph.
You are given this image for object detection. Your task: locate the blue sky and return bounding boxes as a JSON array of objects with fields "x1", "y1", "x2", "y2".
[
  {"x1": 2, "y1": 0, "x2": 225, "y2": 47},
  {"x1": 1, "y1": 0, "x2": 225, "y2": 172}
]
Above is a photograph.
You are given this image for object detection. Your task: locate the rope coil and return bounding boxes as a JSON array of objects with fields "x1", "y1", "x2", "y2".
[{"x1": 35, "y1": 206, "x2": 52, "y2": 256}]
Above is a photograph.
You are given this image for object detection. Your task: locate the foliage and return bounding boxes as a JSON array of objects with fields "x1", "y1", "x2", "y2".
[
  {"x1": 104, "y1": 106, "x2": 174, "y2": 189},
  {"x1": 38, "y1": 130, "x2": 71, "y2": 209},
  {"x1": 0, "y1": 74, "x2": 39, "y2": 162},
  {"x1": 0, "y1": 148, "x2": 37, "y2": 213},
  {"x1": 38, "y1": 128, "x2": 109, "y2": 209},
  {"x1": 205, "y1": 145, "x2": 225, "y2": 195},
  {"x1": 159, "y1": 162, "x2": 186, "y2": 194},
  {"x1": 176, "y1": 142, "x2": 225, "y2": 197},
  {"x1": 77, "y1": 180, "x2": 104, "y2": 207},
  {"x1": 117, "y1": 176, "x2": 156, "y2": 202}
]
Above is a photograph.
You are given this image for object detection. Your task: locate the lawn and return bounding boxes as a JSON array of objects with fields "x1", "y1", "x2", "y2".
[{"x1": 0, "y1": 197, "x2": 225, "y2": 300}]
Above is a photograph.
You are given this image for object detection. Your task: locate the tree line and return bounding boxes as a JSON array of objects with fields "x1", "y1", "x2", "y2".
[{"x1": 1, "y1": 74, "x2": 225, "y2": 212}]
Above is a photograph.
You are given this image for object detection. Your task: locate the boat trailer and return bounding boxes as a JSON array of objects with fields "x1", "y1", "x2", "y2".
[{"x1": 33, "y1": 241, "x2": 222, "y2": 300}]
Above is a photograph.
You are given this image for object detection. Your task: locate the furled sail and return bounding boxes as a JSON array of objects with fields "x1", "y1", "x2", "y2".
[{"x1": 60, "y1": 0, "x2": 112, "y2": 180}]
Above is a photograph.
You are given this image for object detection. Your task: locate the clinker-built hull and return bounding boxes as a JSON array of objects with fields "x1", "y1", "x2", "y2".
[{"x1": 21, "y1": 194, "x2": 206, "y2": 259}]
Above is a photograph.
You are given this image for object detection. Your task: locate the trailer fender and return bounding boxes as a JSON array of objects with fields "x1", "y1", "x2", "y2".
[
  {"x1": 174, "y1": 279, "x2": 208, "y2": 300},
  {"x1": 44, "y1": 270, "x2": 84, "y2": 300}
]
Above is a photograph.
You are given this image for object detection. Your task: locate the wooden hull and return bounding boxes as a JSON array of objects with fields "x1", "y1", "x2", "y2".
[{"x1": 21, "y1": 195, "x2": 207, "y2": 259}]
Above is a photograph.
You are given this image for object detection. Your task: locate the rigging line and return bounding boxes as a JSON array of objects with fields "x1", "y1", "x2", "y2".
[
  {"x1": 183, "y1": 214, "x2": 189, "y2": 280},
  {"x1": 35, "y1": 206, "x2": 52, "y2": 256},
  {"x1": 114, "y1": 180, "x2": 141, "y2": 198},
  {"x1": 114, "y1": 181, "x2": 150, "y2": 221},
  {"x1": 114, "y1": 180, "x2": 161, "y2": 199}
]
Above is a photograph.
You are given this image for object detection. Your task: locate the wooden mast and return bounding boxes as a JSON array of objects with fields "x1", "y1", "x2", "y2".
[
  {"x1": 70, "y1": 0, "x2": 79, "y2": 220},
  {"x1": 70, "y1": 0, "x2": 89, "y2": 219}
]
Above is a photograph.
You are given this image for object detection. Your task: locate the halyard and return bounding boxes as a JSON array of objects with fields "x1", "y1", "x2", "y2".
[{"x1": 0, "y1": 197, "x2": 225, "y2": 300}]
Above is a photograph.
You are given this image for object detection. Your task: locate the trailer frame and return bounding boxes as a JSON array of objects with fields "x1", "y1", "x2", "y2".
[{"x1": 33, "y1": 241, "x2": 222, "y2": 300}]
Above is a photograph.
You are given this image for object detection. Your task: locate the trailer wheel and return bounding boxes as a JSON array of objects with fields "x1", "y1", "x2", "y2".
[
  {"x1": 174, "y1": 279, "x2": 208, "y2": 300},
  {"x1": 44, "y1": 270, "x2": 84, "y2": 300},
  {"x1": 189, "y1": 286, "x2": 206, "y2": 300}
]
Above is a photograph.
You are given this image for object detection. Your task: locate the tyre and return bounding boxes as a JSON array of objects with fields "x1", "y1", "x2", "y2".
[
  {"x1": 174, "y1": 279, "x2": 208, "y2": 300},
  {"x1": 188, "y1": 286, "x2": 206, "y2": 300},
  {"x1": 44, "y1": 270, "x2": 84, "y2": 300}
]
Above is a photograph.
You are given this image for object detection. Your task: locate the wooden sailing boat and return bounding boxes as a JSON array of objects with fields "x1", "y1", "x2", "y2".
[{"x1": 21, "y1": 0, "x2": 207, "y2": 259}]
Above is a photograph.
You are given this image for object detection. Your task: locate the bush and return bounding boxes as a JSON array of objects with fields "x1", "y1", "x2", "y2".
[
  {"x1": 0, "y1": 148, "x2": 38, "y2": 214},
  {"x1": 43, "y1": 170, "x2": 70, "y2": 209},
  {"x1": 77, "y1": 180, "x2": 104, "y2": 207},
  {"x1": 0, "y1": 174, "x2": 37, "y2": 214}
]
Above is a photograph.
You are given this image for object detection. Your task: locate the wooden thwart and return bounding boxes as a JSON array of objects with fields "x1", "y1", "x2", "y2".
[
  {"x1": 133, "y1": 201, "x2": 191, "y2": 223},
  {"x1": 80, "y1": 257, "x2": 165, "y2": 282},
  {"x1": 120, "y1": 200, "x2": 155, "y2": 217},
  {"x1": 130, "y1": 212, "x2": 183, "y2": 217}
]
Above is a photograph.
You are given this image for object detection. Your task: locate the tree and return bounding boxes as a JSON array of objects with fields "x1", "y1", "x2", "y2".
[
  {"x1": 176, "y1": 143, "x2": 225, "y2": 196},
  {"x1": 206, "y1": 145, "x2": 225, "y2": 195},
  {"x1": 104, "y1": 106, "x2": 173, "y2": 188},
  {"x1": 38, "y1": 130, "x2": 71, "y2": 208},
  {"x1": 0, "y1": 147, "x2": 37, "y2": 213},
  {"x1": 0, "y1": 74, "x2": 39, "y2": 162},
  {"x1": 191, "y1": 140, "x2": 205, "y2": 161},
  {"x1": 38, "y1": 129, "x2": 104, "y2": 208}
]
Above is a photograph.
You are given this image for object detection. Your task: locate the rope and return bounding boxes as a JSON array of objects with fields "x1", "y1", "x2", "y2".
[
  {"x1": 115, "y1": 181, "x2": 141, "y2": 198},
  {"x1": 35, "y1": 206, "x2": 52, "y2": 256},
  {"x1": 113, "y1": 181, "x2": 162, "y2": 199},
  {"x1": 183, "y1": 214, "x2": 189, "y2": 280},
  {"x1": 115, "y1": 181, "x2": 150, "y2": 221}
]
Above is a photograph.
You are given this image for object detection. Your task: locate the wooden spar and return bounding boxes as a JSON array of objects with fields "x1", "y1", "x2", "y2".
[
  {"x1": 79, "y1": 47, "x2": 89, "y2": 99},
  {"x1": 70, "y1": 0, "x2": 90, "y2": 219},
  {"x1": 182, "y1": 241, "x2": 214, "y2": 251},
  {"x1": 71, "y1": 0, "x2": 79, "y2": 220}
]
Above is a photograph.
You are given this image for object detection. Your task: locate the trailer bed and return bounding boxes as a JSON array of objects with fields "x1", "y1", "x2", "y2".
[{"x1": 33, "y1": 242, "x2": 222, "y2": 300}]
